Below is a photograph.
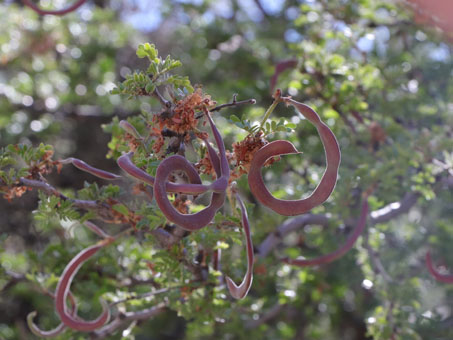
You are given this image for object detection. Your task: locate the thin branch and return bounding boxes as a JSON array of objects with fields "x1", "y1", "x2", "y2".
[
  {"x1": 210, "y1": 94, "x2": 256, "y2": 112},
  {"x1": 19, "y1": 177, "x2": 99, "y2": 210},
  {"x1": 110, "y1": 286, "x2": 181, "y2": 307},
  {"x1": 91, "y1": 303, "x2": 167, "y2": 339},
  {"x1": 17, "y1": 177, "x2": 117, "y2": 222},
  {"x1": 370, "y1": 192, "x2": 419, "y2": 225},
  {"x1": 252, "y1": 0, "x2": 269, "y2": 18},
  {"x1": 1, "y1": 270, "x2": 26, "y2": 292},
  {"x1": 257, "y1": 214, "x2": 329, "y2": 258},
  {"x1": 257, "y1": 192, "x2": 420, "y2": 259},
  {"x1": 152, "y1": 88, "x2": 171, "y2": 108},
  {"x1": 363, "y1": 228, "x2": 393, "y2": 282},
  {"x1": 245, "y1": 303, "x2": 286, "y2": 329}
]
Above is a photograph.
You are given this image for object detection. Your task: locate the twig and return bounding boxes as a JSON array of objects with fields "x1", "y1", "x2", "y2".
[
  {"x1": 152, "y1": 88, "x2": 171, "y2": 108},
  {"x1": 17, "y1": 177, "x2": 123, "y2": 223},
  {"x1": 210, "y1": 94, "x2": 256, "y2": 112},
  {"x1": 257, "y1": 214, "x2": 329, "y2": 258},
  {"x1": 1, "y1": 270, "x2": 26, "y2": 292},
  {"x1": 245, "y1": 303, "x2": 286, "y2": 329},
  {"x1": 252, "y1": 0, "x2": 269, "y2": 18},
  {"x1": 91, "y1": 303, "x2": 167, "y2": 339},
  {"x1": 363, "y1": 228, "x2": 393, "y2": 282},
  {"x1": 110, "y1": 286, "x2": 181, "y2": 307},
  {"x1": 370, "y1": 192, "x2": 419, "y2": 225},
  {"x1": 18, "y1": 177, "x2": 100, "y2": 210},
  {"x1": 257, "y1": 192, "x2": 420, "y2": 259}
]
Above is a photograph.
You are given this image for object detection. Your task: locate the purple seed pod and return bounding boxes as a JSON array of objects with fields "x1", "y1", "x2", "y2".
[
  {"x1": 426, "y1": 251, "x2": 453, "y2": 284},
  {"x1": 153, "y1": 111, "x2": 230, "y2": 230},
  {"x1": 248, "y1": 99, "x2": 340, "y2": 216},
  {"x1": 269, "y1": 59, "x2": 298, "y2": 94},
  {"x1": 119, "y1": 120, "x2": 142, "y2": 139},
  {"x1": 83, "y1": 221, "x2": 111, "y2": 239},
  {"x1": 154, "y1": 155, "x2": 225, "y2": 230},
  {"x1": 55, "y1": 240, "x2": 113, "y2": 331},
  {"x1": 117, "y1": 152, "x2": 210, "y2": 195},
  {"x1": 22, "y1": 0, "x2": 87, "y2": 15},
  {"x1": 27, "y1": 291, "x2": 77, "y2": 338},
  {"x1": 61, "y1": 158, "x2": 121, "y2": 180},
  {"x1": 283, "y1": 200, "x2": 368, "y2": 267},
  {"x1": 202, "y1": 138, "x2": 221, "y2": 178},
  {"x1": 226, "y1": 194, "x2": 254, "y2": 299}
]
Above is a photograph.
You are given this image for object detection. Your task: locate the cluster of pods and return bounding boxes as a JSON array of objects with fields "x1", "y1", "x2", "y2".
[{"x1": 27, "y1": 96, "x2": 375, "y2": 336}]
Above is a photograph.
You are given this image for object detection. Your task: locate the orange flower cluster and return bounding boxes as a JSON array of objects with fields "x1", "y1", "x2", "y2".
[
  {"x1": 1, "y1": 185, "x2": 30, "y2": 202},
  {"x1": 153, "y1": 88, "x2": 215, "y2": 135},
  {"x1": 1, "y1": 149, "x2": 57, "y2": 201},
  {"x1": 195, "y1": 152, "x2": 216, "y2": 178},
  {"x1": 106, "y1": 198, "x2": 141, "y2": 227},
  {"x1": 230, "y1": 132, "x2": 277, "y2": 180},
  {"x1": 172, "y1": 196, "x2": 190, "y2": 214},
  {"x1": 30, "y1": 149, "x2": 57, "y2": 177},
  {"x1": 151, "y1": 89, "x2": 215, "y2": 155},
  {"x1": 124, "y1": 133, "x2": 141, "y2": 152}
]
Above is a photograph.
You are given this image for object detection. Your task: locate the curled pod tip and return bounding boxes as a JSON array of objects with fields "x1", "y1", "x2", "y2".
[
  {"x1": 226, "y1": 194, "x2": 254, "y2": 299},
  {"x1": 283, "y1": 200, "x2": 369, "y2": 267},
  {"x1": 27, "y1": 291, "x2": 78, "y2": 338},
  {"x1": 27, "y1": 311, "x2": 67, "y2": 338},
  {"x1": 55, "y1": 242, "x2": 111, "y2": 331},
  {"x1": 66, "y1": 158, "x2": 121, "y2": 180},
  {"x1": 425, "y1": 251, "x2": 453, "y2": 284}
]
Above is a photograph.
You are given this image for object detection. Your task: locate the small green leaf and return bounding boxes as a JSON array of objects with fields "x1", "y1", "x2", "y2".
[{"x1": 230, "y1": 115, "x2": 240, "y2": 123}]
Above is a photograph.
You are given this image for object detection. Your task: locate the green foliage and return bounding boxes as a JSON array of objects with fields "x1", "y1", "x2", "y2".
[
  {"x1": 111, "y1": 43, "x2": 193, "y2": 99},
  {"x1": 1, "y1": 1, "x2": 453, "y2": 340}
]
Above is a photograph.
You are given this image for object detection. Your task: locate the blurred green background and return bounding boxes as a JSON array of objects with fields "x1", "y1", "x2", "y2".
[{"x1": 0, "y1": 0, "x2": 452, "y2": 339}]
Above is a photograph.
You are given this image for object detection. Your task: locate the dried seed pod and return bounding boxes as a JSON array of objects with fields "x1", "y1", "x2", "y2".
[
  {"x1": 61, "y1": 158, "x2": 121, "y2": 180},
  {"x1": 119, "y1": 120, "x2": 142, "y2": 139},
  {"x1": 27, "y1": 292, "x2": 77, "y2": 338},
  {"x1": 426, "y1": 251, "x2": 453, "y2": 284},
  {"x1": 117, "y1": 152, "x2": 209, "y2": 195},
  {"x1": 226, "y1": 193, "x2": 254, "y2": 299},
  {"x1": 55, "y1": 239, "x2": 112, "y2": 331},
  {"x1": 154, "y1": 155, "x2": 226, "y2": 230},
  {"x1": 248, "y1": 99, "x2": 340, "y2": 216},
  {"x1": 153, "y1": 111, "x2": 229, "y2": 230}
]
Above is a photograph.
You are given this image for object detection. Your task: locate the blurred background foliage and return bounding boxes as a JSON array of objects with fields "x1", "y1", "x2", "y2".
[{"x1": 0, "y1": 0, "x2": 452, "y2": 339}]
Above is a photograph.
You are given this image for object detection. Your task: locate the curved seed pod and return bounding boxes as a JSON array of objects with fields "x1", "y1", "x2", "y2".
[
  {"x1": 119, "y1": 120, "x2": 142, "y2": 139},
  {"x1": 426, "y1": 251, "x2": 453, "y2": 284},
  {"x1": 226, "y1": 194, "x2": 254, "y2": 299},
  {"x1": 117, "y1": 152, "x2": 210, "y2": 195},
  {"x1": 154, "y1": 112, "x2": 230, "y2": 230},
  {"x1": 203, "y1": 139, "x2": 221, "y2": 178},
  {"x1": 61, "y1": 158, "x2": 121, "y2": 180},
  {"x1": 154, "y1": 155, "x2": 225, "y2": 231},
  {"x1": 55, "y1": 239, "x2": 112, "y2": 331},
  {"x1": 22, "y1": 0, "x2": 87, "y2": 16},
  {"x1": 283, "y1": 200, "x2": 368, "y2": 266},
  {"x1": 27, "y1": 292, "x2": 77, "y2": 338},
  {"x1": 205, "y1": 112, "x2": 230, "y2": 183},
  {"x1": 248, "y1": 99, "x2": 340, "y2": 216},
  {"x1": 269, "y1": 59, "x2": 298, "y2": 94},
  {"x1": 83, "y1": 221, "x2": 111, "y2": 239}
]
